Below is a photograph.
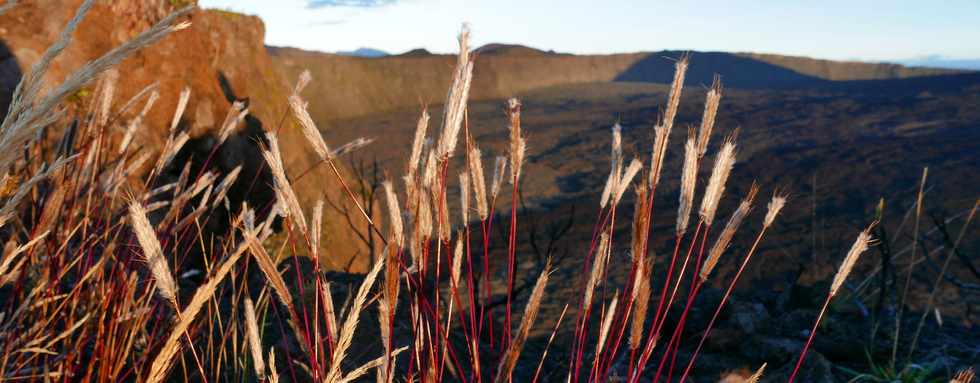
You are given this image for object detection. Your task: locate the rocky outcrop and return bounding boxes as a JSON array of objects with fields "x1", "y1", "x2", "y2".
[{"x1": 0, "y1": 0, "x2": 377, "y2": 271}]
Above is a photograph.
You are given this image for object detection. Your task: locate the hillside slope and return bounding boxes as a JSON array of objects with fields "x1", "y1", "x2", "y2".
[
  {"x1": 324, "y1": 77, "x2": 980, "y2": 324},
  {"x1": 269, "y1": 46, "x2": 644, "y2": 122},
  {"x1": 270, "y1": 45, "x2": 964, "y2": 120},
  {"x1": 739, "y1": 52, "x2": 964, "y2": 80}
]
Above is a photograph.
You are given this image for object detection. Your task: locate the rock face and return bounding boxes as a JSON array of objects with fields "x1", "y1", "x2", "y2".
[{"x1": 0, "y1": 0, "x2": 377, "y2": 272}]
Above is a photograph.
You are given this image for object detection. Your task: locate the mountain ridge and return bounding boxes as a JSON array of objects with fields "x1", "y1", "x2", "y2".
[{"x1": 269, "y1": 44, "x2": 970, "y2": 120}]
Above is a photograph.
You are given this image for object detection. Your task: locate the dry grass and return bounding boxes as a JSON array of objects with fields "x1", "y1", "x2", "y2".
[
  {"x1": 0, "y1": 3, "x2": 972, "y2": 382},
  {"x1": 952, "y1": 367, "x2": 975, "y2": 383},
  {"x1": 128, "y1": 202, "x2": 178, "y2": 303}
]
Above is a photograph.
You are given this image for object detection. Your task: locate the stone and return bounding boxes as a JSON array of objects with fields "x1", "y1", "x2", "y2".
[{"x1": 0, "y1": 0, "x2": 379, "y2": 271}]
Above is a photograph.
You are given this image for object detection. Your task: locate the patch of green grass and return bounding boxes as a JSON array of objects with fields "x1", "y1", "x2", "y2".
[
  {"x1": 836, "y1": 351, "x2": 946, "y2": 383},
  {"x1": 169, "y1": 0, "x2": 195, "y2": 8}
]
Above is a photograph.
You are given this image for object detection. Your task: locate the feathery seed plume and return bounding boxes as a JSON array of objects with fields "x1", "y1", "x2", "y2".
[
  {"x1": 951, "y1": 368, "x2": 975, "y2": 383},
  {"x1": 645, "y1": 54, "x2": 687, "y2": 190},
  {"x1": 244, "y1": 297, "x2": 266, "y2": 379},
  {"x1": 153, "y1": 131, "x2": 189, "y2": 175},
  {"x1": 596, "y1": 294, "x2": 620, "y2": 355},
  {"x1": 696, "y1": 76, "x2": 722, "y2": 158},
  {"x1": 289, "y1": 94, "x2": 331, "y2": 160},
  {"x1": 630, "y1": 257, "x2": 653, "y2": 350},
  {"x1": 244, "y1": 230, "x2": 293, "y2": 310},
  {"x1": 169, "y1": 87, "x2": 190, "y2": 133},
  {"x1": 403, "y1": 174, "x2": 418, "y2": 211},
  {"x1": 128, "y1": 202, "x2": 177, "y2": 302},
  {"x1": 677, "y1": 129, "x2": 698, "y2": 234},
  {"x1": 507, "y1": 98, "x2": 525, "y2": 184},
  {"x1": 494, "y1": 260, "x2": 550, "y2": 382},
  {"x1": 377, "y1": 300, "x2": 393, "y2": 383},
  {"x1": 95, "y1": 69, "x2": 118, "y2": 127},
  {"x1": 409, "y1": 109, "x2": 430, "y2": 175},
  {"x1": 584, "y1": 233, "x2": 610, "y2": 310},
  {"x1": 268, "y1": 348, "x2": 279, "y2": 383},
  {"x1": 612, "y1": 158, "x2": 643, "y2": 206},
  {"x1": 217, "y1": 100, "x2": 247, "y2": 146},
  {"x1": 648, "y1": 125, "x2": 669, "y2": 189},
  {"x1": 383, "y1": 181, "x2": 404, "y2": 247},
  {"x1": 210, "y1": 166, "x2": 242, "y2": 209},
  {"x1": 311, "y1": 200, "x2": 323, "y2": 253},
  {"x1": 422, "y1": 150, "x2": 438, "y2": 190},
  {"x1": 700, "y1": 184, "x2": 757, "y2": 281},
  {"x1": 663, "y1": 55, "x2": 689, "y2": 132},
  {"x1": 763, "y1": 192, "x2": 787, "y2": 228},
  {"x1": 294, "y1": 69, "x2": 312, "y2": 95},
  {"x1": 611, "y1": 123, "x2": 623, "y2": 174},
  {"x1": 436, "y1": 25, "x2": 474, "y2": 159},
  {"x1": 321, "y1": 282, "x2": 338, "y2": 347},
  {"x1": 261, "y1": 132, "x2": 307, "y2": 234},
  {"x1": 830, "y1": 225, "x2": 873, "y2": 296},
  {"x1": 417, "y1": 191, "x2": 433, "y2": 240},
  {"x1": 337, "y1": 347, "x2": 408, "y2": 383},
  {"x1": 699, "y1": 136, "x2": 737, "y2": 226},
  {"x1": 491, "y1": 155, "x2": 507, "y2": 200},
  {"x1": 436, "y1": 187, "x2": 451, "y2": 241},
  {"x1": 451, "y1": 233, "x2": 464, "y2": 287},
  {"x1": 468, "y1": 144, "x2": 489, "y2": 219},
  {"x1": 600, "y1": 124, "x2": 624, "y2": 208},
  {"x1": 119, "y1": 89, "x2": 160, "y2": 154},
  {"x1": 631, "y1": 181, "x2": 651, "y2": 261},
  {"x1": 459, "y1": 172, "x2": 470, "y2": 224},
  {"x1": 324, "y1": 256, "x2": 386, "y2": 382},
  {"x1": 331, "y1": 137, "x2": 374, "y2": 157},
  {"x1": 133, "y1": 84, "x2": 161, "y2": 116},
  {"x1": 746, "y1": 363, "x2": 767, "y2": 383}
]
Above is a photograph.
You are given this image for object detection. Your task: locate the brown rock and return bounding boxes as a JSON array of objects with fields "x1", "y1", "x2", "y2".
[{"x1": 0, "y1": 0, "x2": 377, "y2": 271}]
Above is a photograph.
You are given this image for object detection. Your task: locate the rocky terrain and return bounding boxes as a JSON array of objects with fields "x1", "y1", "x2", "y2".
[{"x1": 314, "y1": 54, "x2": 979, "y2": 380}]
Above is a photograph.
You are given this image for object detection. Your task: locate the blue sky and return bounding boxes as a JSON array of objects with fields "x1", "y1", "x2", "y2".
[{"x1": 200, "y1": 0, "x2": 980, "y2": 66}]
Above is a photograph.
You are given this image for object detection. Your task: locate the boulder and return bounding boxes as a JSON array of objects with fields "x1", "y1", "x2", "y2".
[{"x1": 0, "y1": 0, "x2": 378, "y2": 271}]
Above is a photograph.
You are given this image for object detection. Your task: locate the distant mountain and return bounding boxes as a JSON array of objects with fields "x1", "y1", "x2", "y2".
[
  {"x1": 335, "y1": 47, "x2": 389, "y2": 57},
  {"x1": 898, "y1": 55, "x2": 980, "y2": 71},
  {"x1": 398, "y1": 48, "x2": 432, "y2": 57},
  {"x1": 474, "y1": 43, "x2": 559, "y2": 56},
  {"x1": 270, "y1": 44, "x2": 970, "y2": 120}
]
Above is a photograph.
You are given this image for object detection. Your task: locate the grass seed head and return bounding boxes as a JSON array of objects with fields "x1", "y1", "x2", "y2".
[
  {"x1": 468, "y1": 144, "x2": 489, "y2": 220},
  {"x1": 127, "y1": 202, "x2": 177, "y2": 303},
  {"x1": 830, "y1": 225, "x2": 874, "y2": 296},
  {"x1": 696, "y1": 75, "x2": 722, "y2": 159},
  {"x1": 459, "y1": 172, "x2": 471, "y2": 224},
  {"x1": 701, "y1": 183, "x2": 757, "y2": 281},
  {"x1": 677, "y1": 128, "x2": 698, "y2": 234},
  {"x1": 244, "y1": 297, "x2": 265, "y2": 379},
  {"x1": 699, "y1": 135, "x2": 737, "y2": 226},
  {"x1": 763, "y1": 191, "x2": 788, "y2": 228}
]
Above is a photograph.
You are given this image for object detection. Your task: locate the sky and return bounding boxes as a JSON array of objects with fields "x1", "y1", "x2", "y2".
[{"x1": 199, "y1": 0, "x2": 980, "y2": 67}]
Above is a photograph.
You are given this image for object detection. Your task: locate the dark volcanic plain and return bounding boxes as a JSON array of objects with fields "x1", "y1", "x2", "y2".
[{"x1": 303, "y1": 51, "x2": 979, "y2": 380}]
